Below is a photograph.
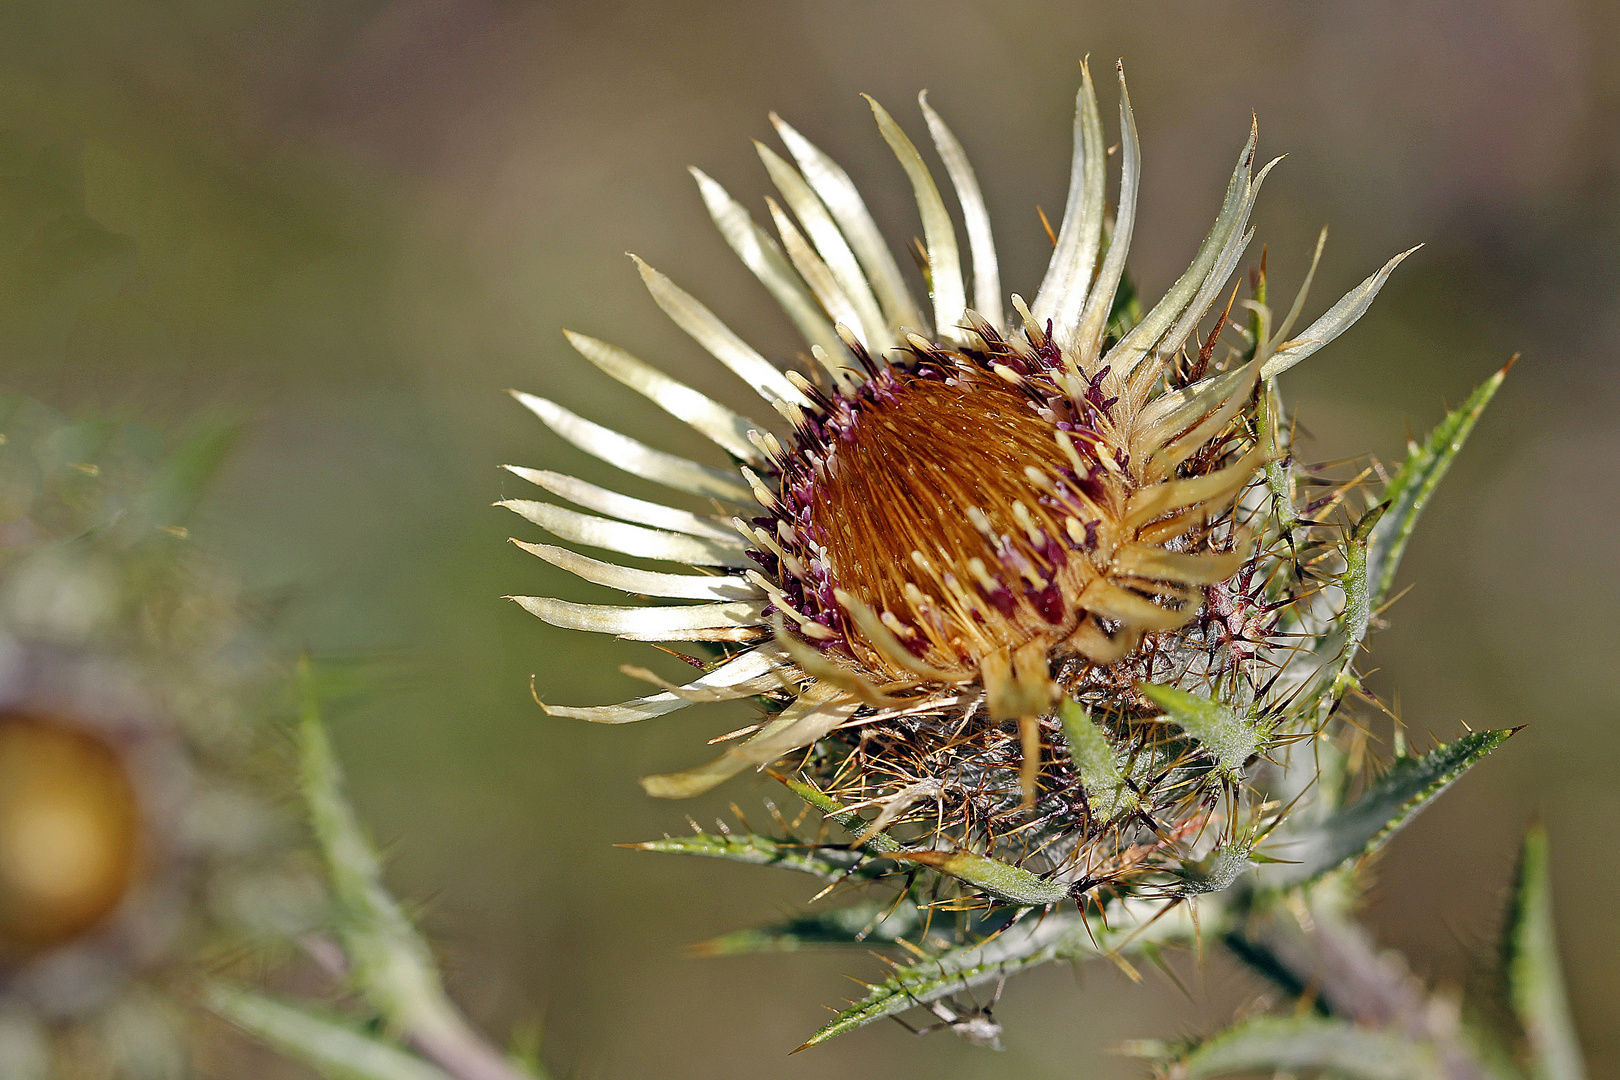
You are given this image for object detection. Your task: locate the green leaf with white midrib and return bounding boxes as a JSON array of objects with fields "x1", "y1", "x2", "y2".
[
  {"x1": 1256, "y1": 729, "x2": 1515, "y2": 891},
  {"x1": 694, "y1": 899, "x2": 930, "y2": 955},
  {"x1": 796, "y1": 897, "x2": 1205, "y2": 1049},
  {"x1": 1258, "y1": 380, "x2": 1299, "y2": 536},
  {"x1": 1505, "y1": 824, "x2": 1588, "y2": 1080},
  {"x1": 1339, "y1": 501, "x2": 1382, "y2": 666},
  {"x1": 628, "y1": 832, "x2": 894, "y2": 883}
]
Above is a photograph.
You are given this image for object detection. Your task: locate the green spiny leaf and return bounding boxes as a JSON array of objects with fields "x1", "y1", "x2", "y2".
[
  {"x1": 796, "y1": 896, "x2": 1204, "y2": 1049},
  {"x1": 1171, "y1": 844, "x2": 1259, "y2": 897},
  {"x1": 1367, "y1": 360, "x2": 1511, "y2": 608},
  {"x1": 1138, "y1": 1015, "x2": 1441, "y2": 1080},
  {"x1": 299, "y1": 662, "x2": 451, "y2": 1035},
  {"x1": 1059, "y1": 697, "x2": 1140, "y2": 820},
  {"x1": 1283, "y1": 502, "x2": 1386, "y2": 728},
  {"x1": 776, "y1": 773, "x2": 904, "y2": 853},
  {"x1": 1505, "y1": 824, "x2": 1588, "y2": 1080},
  {"x1": 1322, "y1": 501, "x2": 1385, "y2": 702},
  {"x1": 693, "y1": 900, "x2": 926, "y2": 956},
  {"x1": 298, "y1": 665, "x2": 542, "y2": 1080},
  {"x1": 1257, "y1": 729, "x2": 1515, "y2": 891},
  {"x1": 892, "y1": 850, "x2": 1070, "y2": 906},
  {"x1": 1140, "y1": 684, "x2": 1268, "y2": 778},
  {"x1": 204, "y1": 984, "x2": 451, "y2": 1080},
  {"x1": 798, "y1": 913, "x2": 1085, "y2": 1050},
  {"x1": 1258, "y1": 382, "x2": 1298, "y2": 536},
  {"x1": 627, "y1": 832, "x2": 891, "y2": 883}
]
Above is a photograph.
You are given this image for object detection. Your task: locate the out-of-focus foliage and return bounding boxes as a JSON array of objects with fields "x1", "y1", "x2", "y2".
[
  {"x1": 209, "y1": 675, "x2": 549, "y2": 1080},
  {"x1": 0, "y1": 394, "x2": 317, "y2": 1079}
]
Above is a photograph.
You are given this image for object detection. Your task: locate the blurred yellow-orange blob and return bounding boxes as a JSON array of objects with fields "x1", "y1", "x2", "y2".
[{"x1": 0, "y1": 713, "x2": 141, "y2": 955}]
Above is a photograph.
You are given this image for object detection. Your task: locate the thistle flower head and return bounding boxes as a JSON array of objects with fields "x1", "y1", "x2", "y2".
[
  {"x1": 507, "y1": 61, "x2": 1412, "y2": 901},
  {"x1": 0, "y1": 399, "x2": 309, "y2": 1076}
]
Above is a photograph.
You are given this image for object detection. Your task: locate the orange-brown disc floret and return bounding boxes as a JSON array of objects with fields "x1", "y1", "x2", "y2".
[
  {"x1": 811, "y1": 366, "x2": 1097, "y2": 677},
  {"x1": 756, "y1": 330, "x2": 1259, "y2": 733}
]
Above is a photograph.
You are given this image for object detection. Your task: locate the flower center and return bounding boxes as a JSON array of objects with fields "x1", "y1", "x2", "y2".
[
  {"x1": 0, "y1": 713, "x2": 140, "y2": 955},
  {"x1": 779, "y1": 363, "x2": 1115, "y2": 683}
]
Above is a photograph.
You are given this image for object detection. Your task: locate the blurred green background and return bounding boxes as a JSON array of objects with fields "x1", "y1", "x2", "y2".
[{"x1": 2, "y1": 1, "x2": 1617, "y2": 1076}]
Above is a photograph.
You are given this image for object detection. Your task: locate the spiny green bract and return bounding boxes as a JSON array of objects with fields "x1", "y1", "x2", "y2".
[
  {"x1": 1146, "y1": 822, "x2": 1587, "y2": 1080},
  {"x1": 634, "y1": 357, "x2": 1517, "y2": 1049}
]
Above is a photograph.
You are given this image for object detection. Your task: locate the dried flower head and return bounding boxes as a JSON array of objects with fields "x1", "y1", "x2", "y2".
[
  {"x1": 0, "y1": 398, "x2": 313, "y2": 1078},
  {"x1": 506, "y1": 62, "x2": 1411, "y2": 902}
]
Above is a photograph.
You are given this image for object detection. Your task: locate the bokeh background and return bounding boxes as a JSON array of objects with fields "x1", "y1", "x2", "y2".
[{"x1": 2, "y1": 1, "x2": 1617, "y2": 1076}]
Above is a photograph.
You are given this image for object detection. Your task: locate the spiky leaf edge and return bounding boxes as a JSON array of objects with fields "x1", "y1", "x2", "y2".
[
  {"x1": 624, "y1": 831, "x2": 895, "y2": 884},
  {"x1": 1504, "y1": 824, "x2": 1588, "y2": 1080},
  {"x1": 692, "y1": 899, "x2": 933, "y2": 956},
  {"x1": 1367, "y1": 360, "x2": 1512, "y2": 608},
  {"x1": 1256, "y1": 728, "x2": 1516, "y2": 892},
  {"x1": 795, "y1": 896, "x2": 1206, "y2": 1050},
  {"x1": 279, "y1": 663, "x2": 545, "y2": 1080}
]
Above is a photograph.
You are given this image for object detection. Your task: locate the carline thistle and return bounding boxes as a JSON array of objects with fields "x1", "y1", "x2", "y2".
[{"x1": 503, "y1": 61, "x2": 1412, "y2": 904}]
